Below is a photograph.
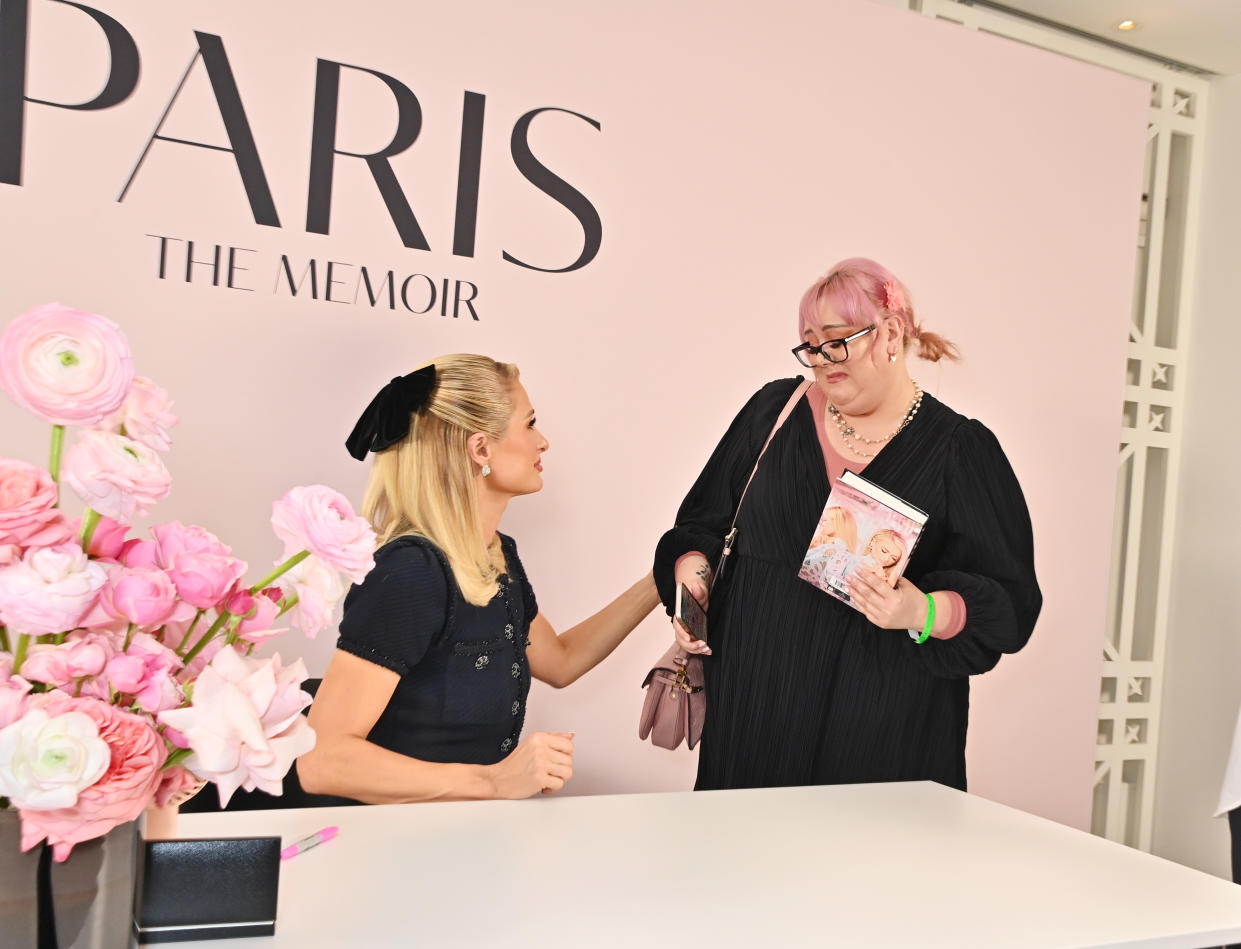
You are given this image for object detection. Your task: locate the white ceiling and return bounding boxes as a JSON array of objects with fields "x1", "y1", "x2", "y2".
[{"x1": 989, "y1": 0, "x2": 1241, "y2": 75}]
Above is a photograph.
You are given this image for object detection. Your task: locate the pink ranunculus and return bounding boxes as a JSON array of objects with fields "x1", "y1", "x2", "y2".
[
  {"x1": 275, "y1": 554, "x2": 345, "y2": 638},
  {"x1": 271, "y1": 485, "x2": 375, "y2": 583},
  {"x1": 76, "y1": 514, "x2": 129, "y2": 561},
  {"x1": 158, "y1": 650, "x2": 315, "y2": 805},
  {"x1": 61, "y1": 430, "x2": 171, "y2": 524},
  {"x1": 0, "y1": 542, "x2": 107, "y2": 636},
  {"x1": 153, "y1": 765, "x2": 202, "y2": 808},
  {"x1": 0, "y1": 304, "x2": 134, "y2": 426},
  {"x1": 119, "y1": 537, "x2": 159, "y2": 568},
  {"x1": 0, "y1": 458, "x2": 74, "y2": 549},
  {"x1": 17, "y1": 691, "x2": 167, "y2": 861},
  {"x1": 99, "y1": 566, "x2": 178, "y2": 628},
  {"x1": 18, "y1": 644, "x2": 73, "y2": 689},
  {"x1": 165, "y1": 552, "x2": 247, "y2": 611},
  {"x1": 96, "y1": 376, "x2": 177, "y2": 452},
  {"x1": 149, "y1": 522, "x2": 230, "y2": 567},
  {"x1": 0, "y1": 658, "x2": 33, "y2": 730},
  {"x1": 106, "y1": 633, "x2": 182, "y2": 714},
  {"x1": 180, "y1": 632, "x2": 226, "y2": 680},
  {"x1": 20, "y1": 630, "x2": 115, "y2": 689},
  {"x1": 226, "y1": 586, "x2": 284, "y2": 641}
]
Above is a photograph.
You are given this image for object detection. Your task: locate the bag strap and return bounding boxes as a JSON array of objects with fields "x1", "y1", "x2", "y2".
[{"x1": 712, "y1": 378, "x2": 813, "y2": 589}]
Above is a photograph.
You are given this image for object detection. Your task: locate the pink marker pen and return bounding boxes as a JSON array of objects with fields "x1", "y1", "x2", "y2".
[{"x1": 280, "y1": 826, "x2": 338, "y2": 860}]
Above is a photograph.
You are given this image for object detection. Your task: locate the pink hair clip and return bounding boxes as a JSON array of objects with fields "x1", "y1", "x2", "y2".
[{"x1": 881, "y1": 280, "x2": 907, "y2": 313}]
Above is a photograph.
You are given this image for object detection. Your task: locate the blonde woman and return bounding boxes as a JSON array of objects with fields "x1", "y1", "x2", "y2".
[{"x1": 299, "y1": 355, "x2": 659, "y2": 802}]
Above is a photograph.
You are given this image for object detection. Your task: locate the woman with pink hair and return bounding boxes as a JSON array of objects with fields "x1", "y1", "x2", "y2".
[{"x1": 655, "y1": 257, "x2": 1041, "y2": 792}]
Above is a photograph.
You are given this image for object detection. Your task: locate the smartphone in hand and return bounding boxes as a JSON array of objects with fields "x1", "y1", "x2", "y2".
[{"x1": 675, "y1": 582, "x2": 708, "y2": 643}]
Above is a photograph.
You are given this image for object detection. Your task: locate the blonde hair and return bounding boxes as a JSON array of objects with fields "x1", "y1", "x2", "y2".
[
  {"x1": 864, "y1": 529, "x2": 907, "y2": 580},
  {"x1": 361, "y1": 354, "x2": 520, "y2": 605},
  {"x1": 814, "y1": 506, "x2": 858, "y2": 553}
]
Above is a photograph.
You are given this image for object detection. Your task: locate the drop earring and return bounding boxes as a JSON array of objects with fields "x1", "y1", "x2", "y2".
[
  {"x1": 481, "y1": 464, "x2": 491, "y2": 477},
  {"x1": 888, "y1": 351, "x2": 897, "y2": 363}
]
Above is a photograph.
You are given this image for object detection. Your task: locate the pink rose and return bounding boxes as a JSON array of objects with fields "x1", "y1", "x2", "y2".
[
  {"x1": 0, "y1": 458, "x2": 74, "y2": 549},
  {"x1": 271, "y1": 485, "x2": 375, "y2": 583},
  {"x1": 106, "y1": 633, "x2": 182, "y2": 713},
  {"x1": 0, "y1": 543, "x2": 106, "y2": 636},
  {"x1": 99, "y1": 566, "x2": 178, "y2": 628},
  {"x1": 275, "y1": 555, "x2": 344, "y2": 638},
  {"x1": 158, "y1": 650, "x2": 315, "y2": 805},
  {"x1": 17, "y1": 692, "x2": 167, "y2": 861},
  {"x1": 76, "y1": 514, "x2": 129, "y2": 561},
  {"x1": 0, "y1": 303, "x2": 134, "y2": 426},
  {"x1": 96, "y1": 376, "x2": 177, "y2": 451},
  {"x1": 61, "y1": 430, "x2": 171, "y2": 523}
]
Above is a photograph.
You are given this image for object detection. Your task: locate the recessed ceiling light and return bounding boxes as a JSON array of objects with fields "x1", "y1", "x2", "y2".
[{"x1": 1117, "y1": 19, "x2": 1137, "y2": 30}]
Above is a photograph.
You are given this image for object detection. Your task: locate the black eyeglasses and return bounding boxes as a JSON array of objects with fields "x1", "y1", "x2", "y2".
[{"x1": 791, "y1": 325, "x2": 876, "y2": 367}]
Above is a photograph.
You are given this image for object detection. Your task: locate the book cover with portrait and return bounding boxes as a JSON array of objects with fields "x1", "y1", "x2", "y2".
[{"x1": 798, "y1": 470, "x2": 928, "y2": 611}]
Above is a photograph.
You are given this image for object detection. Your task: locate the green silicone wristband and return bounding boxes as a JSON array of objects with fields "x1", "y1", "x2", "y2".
[{"x1": 916, "y1": 593, "x2": 935, "y2": 644}]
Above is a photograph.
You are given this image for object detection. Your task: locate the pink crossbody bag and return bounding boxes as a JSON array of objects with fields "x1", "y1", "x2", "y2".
[{"x1": 639, "y1": 379, "x2": 813, "y2": 750}]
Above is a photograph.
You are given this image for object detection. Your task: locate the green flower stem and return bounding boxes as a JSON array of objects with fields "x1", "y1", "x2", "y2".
[
  {"x1": 78, "y1": 508, "x2": 102, "y2": 551},
  {"x1": 275, "y1": 592, "x2": 300, "y2": 619},
  {"x1": 163, "y1": 748, "x2": 193, "y2": 771},
  {"x1": 124, "y1": 623, "x2": 137, "y2": 650},
  {"x1": 249, "y1": 550, "x2": 310, "y2": 595},
  {"x1": 12, "y1": 634, "x2": 30, "y2": 676},
  {"x1": 180, "y1": 611, "x2": 232, "y2": 667},
  {"x1": 51, "y1": 632, "x2": 65, "y2": 645},
  {"x1": 49, "y1": 425, "x2": 65, "y2": 493},
  {"x1": 177, "y1": 610, "x2": 206, "y2": 653},
  {"x1": 0, "y1": 625, "x2": 9, "y2": 653}
]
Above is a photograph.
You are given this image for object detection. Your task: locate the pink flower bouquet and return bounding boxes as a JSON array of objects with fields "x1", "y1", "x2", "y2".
[{"x1": 0, "y1": 303, "x2": 375, "y2": 861}]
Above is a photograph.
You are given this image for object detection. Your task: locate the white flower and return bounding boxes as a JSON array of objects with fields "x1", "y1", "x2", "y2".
[
  {"x1": 276, "y1": 554, "x2": 346, "y2": 638},
  {"x1": 0, "y1": 708, "x2": 110, "y2": 810},
  {"x1": 158, "y1": 650, "x2": 315, "y2": 806}
]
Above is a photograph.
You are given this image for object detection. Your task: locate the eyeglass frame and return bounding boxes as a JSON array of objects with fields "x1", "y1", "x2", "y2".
[{"x1": 791, "y1": 324, "x2": 876, "y2": 367}]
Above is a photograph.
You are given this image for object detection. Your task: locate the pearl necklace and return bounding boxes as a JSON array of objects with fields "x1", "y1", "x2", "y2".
[{"x1": 828, "y1": 382, "x2": 923, "y2": 459}]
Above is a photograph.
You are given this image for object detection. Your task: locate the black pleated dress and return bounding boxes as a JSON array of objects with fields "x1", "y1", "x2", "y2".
[{"x1": 654, "y1": 377, "x2": 1042, "y2": 792}]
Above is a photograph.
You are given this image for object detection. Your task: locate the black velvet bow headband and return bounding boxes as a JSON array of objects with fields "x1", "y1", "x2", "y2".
[{"x1": 345, "y1": 364, "x2": 437, "y2": 460}]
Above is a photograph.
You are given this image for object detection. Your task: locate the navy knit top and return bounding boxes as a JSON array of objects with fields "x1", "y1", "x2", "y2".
[{"x1": 336, "y1": 533, "x2": 538, "y2": 766}]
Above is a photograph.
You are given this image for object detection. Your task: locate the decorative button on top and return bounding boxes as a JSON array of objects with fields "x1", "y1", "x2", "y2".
[{"x1": 474, "y1": 655, "x2": 489, "y2": 670}]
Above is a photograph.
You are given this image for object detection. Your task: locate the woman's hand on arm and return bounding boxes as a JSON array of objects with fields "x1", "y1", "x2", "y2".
[
  {"x1": 300, "y1": 650, "x2": 568, "y2": 802},
  {"x1": 526, "y1": 571, "x2": 661, "y2": 688}
]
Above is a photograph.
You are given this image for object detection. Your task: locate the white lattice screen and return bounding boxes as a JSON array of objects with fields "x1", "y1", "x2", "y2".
[{"x1": 911, "y1": 0, "x2": 1208, "y2": 851}]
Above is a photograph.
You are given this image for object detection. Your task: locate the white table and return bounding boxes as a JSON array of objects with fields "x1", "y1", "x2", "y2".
[{"x1": 171, "y1": 781, "x2": 1241, "y2": 948}]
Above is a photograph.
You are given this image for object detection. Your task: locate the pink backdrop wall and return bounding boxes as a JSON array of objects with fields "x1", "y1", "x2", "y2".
[{"x1": 0, "y1": 0, "x2": 1148, "y2": 829}]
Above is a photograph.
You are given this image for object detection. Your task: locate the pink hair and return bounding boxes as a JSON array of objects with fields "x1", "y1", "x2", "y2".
[{"x1": 797, "y1": 257, "x2": 959, "y2": 363}]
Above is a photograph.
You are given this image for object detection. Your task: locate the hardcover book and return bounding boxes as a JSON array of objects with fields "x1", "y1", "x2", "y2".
[{"x1": 798, "y1": 469, "x2": 928, "y2": 611}]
